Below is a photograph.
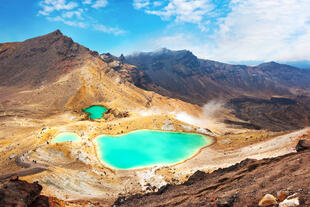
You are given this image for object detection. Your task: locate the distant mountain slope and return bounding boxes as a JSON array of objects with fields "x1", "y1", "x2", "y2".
[
  {"x1": 0, "y1": 31, "x2": 200, "y2": 116},
  {"x1": 126, "y1": 49, "x2": 310, "y2": 105},
  {"x1": 226, "y1": 96, "x2": 310, "y2": 131},
  {"x1": 0, "y1": 30, "x2": 94, "y2": 87}
]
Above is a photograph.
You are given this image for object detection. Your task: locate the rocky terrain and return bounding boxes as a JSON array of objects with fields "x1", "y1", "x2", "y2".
[
  {"x1": 0, "y1": 30, "x2": 207, "y2": 206},
  {"x1": 114, "y1": 138, "x2": 310, "y2": 207},
  {"x1": 126, "y1": 49, "x2": 310, "y2": 105},
  {"x1": 1, "y1": 31, "x2": 310, "y2": 207},
  {"x1": 226, "y1": 96, "x2": 310, "y2": 131},
  {"x1": 0, "y1": 30, "x2": 198, "y2": 116},
  {"x1": 0, "y1": 176, "x2": 49, "y2": 207},
  {"x1": 125, "y1": 49, "x2": 310, "y2": 131},
  {"x1": 2, "y1": 137, "x2": 309, "y2": 207}
]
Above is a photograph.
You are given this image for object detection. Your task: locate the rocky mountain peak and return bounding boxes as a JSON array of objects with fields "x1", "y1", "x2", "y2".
[
  {"x1": 50, "y1": 29, "x2": 63, "y2": 36},
  {"x1": 256, "y1": 61, "x2": 299, "y2": 71},
  {"x1": 0, "y1": 30, "x2": 91, "y2": 87}
]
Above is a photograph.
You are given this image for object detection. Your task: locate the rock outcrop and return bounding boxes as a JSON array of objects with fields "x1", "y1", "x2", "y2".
[
  {"x1": 114, "y1": 139, "x2": 310, "y2": 206},
  {"x1": 0, "y1": 176, "x2": 49, "y2": 207},
  {"x1": 296, "y1": 139, "x2": 310, "y2": 152},
  {"x1": 258, "y1": 194, "x2": 277, "y2": 206}
]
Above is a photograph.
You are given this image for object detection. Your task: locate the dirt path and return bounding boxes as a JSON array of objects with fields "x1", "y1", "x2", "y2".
[
  {"x1": 0, "y1": 167, "x2": 47, "y2": 181},
  {"x1": 0, "y1": 150, "x2": 49, "y2": 181}
]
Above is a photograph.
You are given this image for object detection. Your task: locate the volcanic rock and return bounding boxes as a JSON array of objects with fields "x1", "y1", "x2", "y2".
[
  {"x1": 114, "y1": 140, "x2": 310, "y2": 206},
  {"x1": 296, "y1": 139, "x2": 310, "y2": 152},
  {"x1": 125, "y1": 49, "x2": 310, "y2": 105},
  {"x1": 0, "y1": 177, "x2": 48, "y2": 207},
  {"x1": 258, "y1": 194, "x2": 277, "y2": 206},
  {"x1": 279, "y1": 197, "x2": 300, "y2": 207}
]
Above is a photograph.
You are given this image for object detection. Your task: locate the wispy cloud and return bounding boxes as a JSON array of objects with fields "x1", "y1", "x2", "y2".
[
  {"x1": 94, "y1": 24, "x2": 127, "y2": 35},
  {"x1": 91, "y1": 0, "x2": 108, "y2": 8},
  {"x1": 38, "y1": 0, "x2": 124, "y2": 35},
  {"x1": 39, "y1": 0, "x2": 78, "y2": 16},
  {"x1": 208, "y1": 0, "x2": 310, "y2": 62},
  {"x1": 47, "y1": 16, "x2": 87, "y2": 28},
  {"x1": 133, "y1": 0, "x2": 150, "y2": 9},
  {"x1": 133, "y1": 0, "x2": 229, "y2": 31},
  {"x1": 82, "y1": 0, "x2": 92, "y2": 4},
  {"x1": 61, "y1": 8, "x2": 84, "y2": 19},
  {"x1": 136, "y1": 0, "x2": 310, "y2": 62}
]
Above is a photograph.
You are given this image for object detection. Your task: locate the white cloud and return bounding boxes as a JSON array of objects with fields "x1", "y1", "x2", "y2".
[
  {"x1": 135, "y1": 0, "x2": 310, "y2": 62},
  {"x1": 153, "y1": 1, "x2": 162, "y2": 7},
  {"x1": 38, "y1": 0, "x2": 126, "y2": 35},
  {"x1": 133, "y1": 0, "x2": 221, "y2": 31},
  {"x1": 39, "y1": 0, "x2": 78, "y2": 16},
  {"x1": 62, "y1": 8, "x2": 84, "y2": 19},
  {"x1": 94, "y1": 24, "x2": 127, "y2": 35},
  {"x1": 207, "y1": 0, "x2": 310, "y2": 62},
  {"x1": 91, "y1": 0, "x2": 108, "y2": 8},
  {"x1": 83, "y1": 0, "x2": 92, "y2": 4},
  {"x1": 147, "y1": 0, "x2": 213, "y2": 23},
  {"x1": 47, "y1": 16, "x2": 87, "y2": 28},
  {"x1": 133, "y1": 0, "x2": 150, "y2": 9}
]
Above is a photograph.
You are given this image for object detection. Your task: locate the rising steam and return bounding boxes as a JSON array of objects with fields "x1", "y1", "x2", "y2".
[
  {"x1": 135, "y1": 100, "x2": 225, "y2": 131},
  {"x1": 173, "y1": 100, "x2": 225, "y2": 129}
]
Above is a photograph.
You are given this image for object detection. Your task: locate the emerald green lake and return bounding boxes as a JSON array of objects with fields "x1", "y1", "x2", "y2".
[
  {"x1": 52, "y1": 133, "x2": 80, "y2": 143},
  {"x1": 95, "y1": 130, "x2": 212, "y2": 169},
  {"x1": 83, "y1": 105, "x2": 107, "y2": 119}
]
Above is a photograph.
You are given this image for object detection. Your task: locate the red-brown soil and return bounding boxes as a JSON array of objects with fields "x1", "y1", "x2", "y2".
[{"x1": 113, "y1": 138, "x2": 310, "y2": 207}]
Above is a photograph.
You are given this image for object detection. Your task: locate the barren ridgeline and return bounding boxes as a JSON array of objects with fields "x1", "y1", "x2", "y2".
[{"x1": 0, "y1": 31, "x2": 310, "y2": 206}]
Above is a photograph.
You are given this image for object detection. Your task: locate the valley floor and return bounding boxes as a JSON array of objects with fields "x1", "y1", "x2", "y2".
[{"x1": 0, "y1": 107, "x2": 309, "y2": 206}]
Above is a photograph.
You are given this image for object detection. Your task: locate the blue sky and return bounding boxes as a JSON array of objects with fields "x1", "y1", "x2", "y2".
[{"x1": 1, "y1": 0, "x2": 310, "y2": 66}]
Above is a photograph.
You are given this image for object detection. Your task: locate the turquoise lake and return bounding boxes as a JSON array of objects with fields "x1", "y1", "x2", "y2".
[
  {"x1": 52, "y1": 133, "x2": 80, "y2": 143},
  {"x1": 95, "y1": 130, "x2": 212, "y2": 169},
  {"x1": 83, "y1": 105, "x2": 107, "y2": 119}
]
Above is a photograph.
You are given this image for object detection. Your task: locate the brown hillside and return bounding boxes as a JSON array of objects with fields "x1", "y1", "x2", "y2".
[
  {"x1": 0, "y1": 31, "x2": 201, "y2": 116},
  {"x1": 114, "y1": 138, "x2": 310, "y2": 207}
]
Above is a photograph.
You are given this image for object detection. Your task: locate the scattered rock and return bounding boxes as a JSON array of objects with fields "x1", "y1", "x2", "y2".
[
  {"x1": 8, "y1": 154, "x2": 16, "y2": 160},
  {"x1": 277, "y1": 190, "x2": 289, "y2": 202},
  {"x1": 161, "y1": 120, "x2": 175, "y2": 131},
  {"x1": 221, "y1": 139, "x2": 231, "y2": 144},
  {"x1": 296, "y1": 139, "x2": 310, "y2": 152},
  {"x1": 196, "y1": 128, "x2": 208, "y2": 134},
  {"x1": 216, "y1": 194, "x2": 239, "y2": 207},
  {"x1": 181, "y1": 124, "x2": 192, "y2": 131},
  {"x1": 279, "y1": 197, "x2": 299, "y2": 207},
  {"x1": 184, "y1": 171, "x2": 207, "y2": 185},
  {"x1": 258, "y1": 194, "x2": 277, "y2": 207}
]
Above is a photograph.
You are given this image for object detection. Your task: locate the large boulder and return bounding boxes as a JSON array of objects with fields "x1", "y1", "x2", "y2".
[
  {"x1": 0, "y1": 177, "x2": 49, "y2": 207},
  {"x1": 258, "y1": 194, "x2": 277, "y2": 207},
  {"x1": 296, "y1": 139, "x2": 310, "y2": 152}
]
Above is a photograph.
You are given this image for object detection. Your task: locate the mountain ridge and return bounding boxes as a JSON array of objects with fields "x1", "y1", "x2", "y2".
[
  {"x1": 125, "y1": 48, "x2": 310, "y2": 105},
  {"x1": 0, "y1": 30, "x2": 201, "y2": 116},
  {"x1": 1, "y1": 30, "x2": 310, "y2": 207}
]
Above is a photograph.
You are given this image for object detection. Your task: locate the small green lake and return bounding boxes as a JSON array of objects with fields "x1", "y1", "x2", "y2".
[
  {"x1": 95, "y1": 130, "x2": 212, "y2": 169},
  {"x1": 52, "y1": 132, "x2": 80, "y2": 143},
  {"x1": 83, "y1": 105, "x2": 107, "y2": 119}
]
